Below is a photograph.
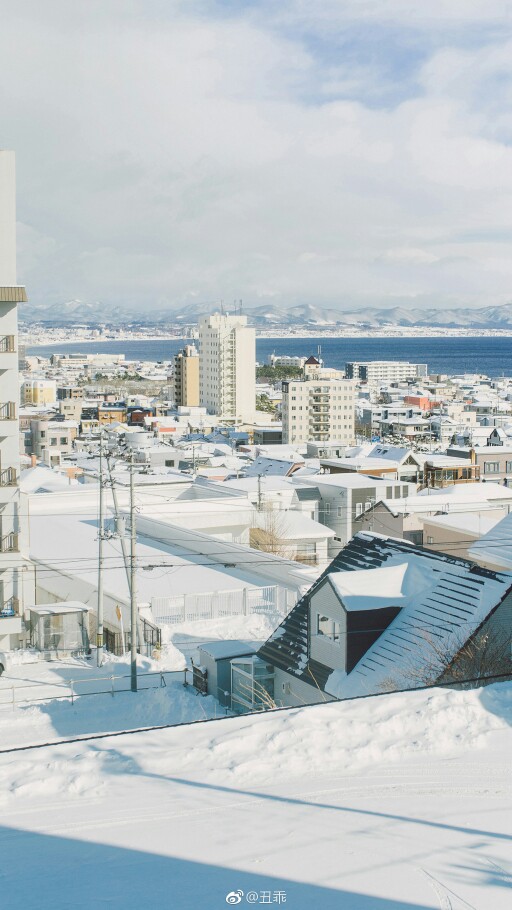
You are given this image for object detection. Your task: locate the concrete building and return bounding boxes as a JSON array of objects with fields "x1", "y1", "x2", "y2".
[
  {"x1": 174, "y1": 344, "x2": 199, "y2": 408},
  {"x1": 21, "y1": 378, "x2": 57, "y2": 406},
  {"x1": 29, "y1": 418, "x2": 79, "y2": 462},
  {"x1": 198, "y1": 313, "x2": 255, "y2": 424},
  {"x1": 292, "y1": 473, "x2": 415, "y2": 556},
  {"x1": 281, "y1": 378, "x2": 356, "y2": 446},
  {"x1": 346, "y1": 361, "x2": 428, "y2": 383},
  {"x1": 0, "y1": 151, "x2": 26, "y2": 649}
]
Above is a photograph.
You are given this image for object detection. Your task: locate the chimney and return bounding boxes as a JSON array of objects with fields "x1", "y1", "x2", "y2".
[{"x1": 30, "y1": 454, "x2": 37, "y2": 467}]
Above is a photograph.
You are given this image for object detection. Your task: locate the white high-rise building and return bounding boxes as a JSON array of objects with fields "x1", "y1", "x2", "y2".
[
  {"x1": 198, "y1": 313, "x2": 255, "y2": 423},
  {"x1": 282, "y1": 377, "x2": 356, "y2": 446},
  {"x1": 0, "y1": 150, "x2": 26, "y2": 651}
]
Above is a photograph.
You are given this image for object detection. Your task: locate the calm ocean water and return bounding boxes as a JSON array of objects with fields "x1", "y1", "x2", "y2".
[{"x1": 27, "y1": 335, "x2": 512, "y2": 378}]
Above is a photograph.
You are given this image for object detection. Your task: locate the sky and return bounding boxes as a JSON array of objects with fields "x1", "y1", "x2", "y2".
[{"x1": 3, "y1": 0, "x2": 512, "y2": 313}]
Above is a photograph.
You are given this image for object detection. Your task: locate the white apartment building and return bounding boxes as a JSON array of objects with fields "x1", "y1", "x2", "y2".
[
  {"x1": 198, "y1": 313, "x2": 255, "y2": 424},
  {"x1": 0, "y1": 151, "x2": 25, "y2": 649},
  {"x1": 281, "y1": 378, "x2": 356, "y2": 445},
  {"x1": 345, "y1": 361, "x2": 428, "y2": 382}
]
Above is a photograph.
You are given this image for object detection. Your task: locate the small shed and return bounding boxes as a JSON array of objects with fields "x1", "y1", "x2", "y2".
[
  {"x1": 197, "y1": 640, "x2": 263, "y2": 707},
  {"x1": 29, "y1": 602, "x2": 91, "y2": 655}
]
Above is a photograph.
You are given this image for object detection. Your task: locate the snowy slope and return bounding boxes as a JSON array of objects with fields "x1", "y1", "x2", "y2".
[{"x1": 0, "y1": 680, "x2": 510, "y2": 909}]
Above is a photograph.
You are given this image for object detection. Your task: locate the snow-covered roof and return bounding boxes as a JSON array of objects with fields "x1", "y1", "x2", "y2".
[
  {"x1": 253, "y1": 511, "x2": 335, "y2": 540},
  {"x1": 198, "y1": 640, "x2": 261, "y2": 660},
  {"x1": 327, "y1": 560, "x2": 431, "y2": 611},
  {"x1": 260, "y1": 532, "x2": 512, "y2": 698},
  {"x1": 468, "y1": 511, "x2": 512, "y2": 570},
  {"x1": 294, "y1": 473, "x2": 401, "y2": 490},
  {"x1": 422, "y1": 512, "x2": 500, "y2": 537},
  {"x1": 20, "y1": 465, "x2": 78, "y2": 493}
]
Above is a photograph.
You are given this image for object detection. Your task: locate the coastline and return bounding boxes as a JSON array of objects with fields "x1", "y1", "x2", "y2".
[{"x1": 21, "y1": 327, "x2": 512, "y2": 348}]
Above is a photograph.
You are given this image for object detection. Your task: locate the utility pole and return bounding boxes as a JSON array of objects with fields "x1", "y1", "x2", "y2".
[
  {"x1": 96, "y1": 432, "x2": 104, "y2": 666},
  {"x1": 130, "y1": 455, "x2": 138, "y2": 693},
  {"x1": 257, "y1": 473, "x2": 262, "y2": 511}
]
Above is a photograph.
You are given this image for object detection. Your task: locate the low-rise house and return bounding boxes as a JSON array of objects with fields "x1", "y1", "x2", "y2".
[
  {"x1": 321, "y1": 445, "x2": 421, "y2": 483},
  {"x1": 422, "y1": 513, "x2": 500, "y2": 560},
  {"x1": 421, "y1": 454, "x2": 480, "y2": 488},
  {"x1": 447, "y1": 444, "x2": 512, "y2": 484},
  {"x1": 354, "y1": 481, "x2": 512, "y2": 547},
  {"x1": 257, "y1": 533, "x2": 512, "y2": 708},
  {"x1": 292, "y1": 473, "x2": 415, "y2": 555}
]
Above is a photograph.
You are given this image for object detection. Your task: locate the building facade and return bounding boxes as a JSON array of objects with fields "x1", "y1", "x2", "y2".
[
  {"x1": 198, "y1": 313, "x2": 255, "y2": 423},
  {"x1": 21, "y1": 378, "x2": 57, "y2": 406},
  {"x1": 281, "y1": 378, "x2": 356, "y2": 445},
  {"x1": 174, "y1": 344, "x2": 199, "y2": 407},
  {"x1": 0, "y1": 151, "x2": 25, "y2": 649},
  {"x1": 345, "y1": 361, "x2": 428, "y2": 382}
]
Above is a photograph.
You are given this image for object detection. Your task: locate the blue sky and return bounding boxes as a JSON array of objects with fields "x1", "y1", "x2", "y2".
[{"x1": 2, "y1": 0, "x2": 512, "y2": 311}]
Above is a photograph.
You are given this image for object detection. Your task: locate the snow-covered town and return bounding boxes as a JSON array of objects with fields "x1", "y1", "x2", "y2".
[
  {"x1": 3, "y1": 2, "x2": 512, "y2": 905},
  {"x1": 0, "y1": 152, "x2": 510, "y2": 909}
]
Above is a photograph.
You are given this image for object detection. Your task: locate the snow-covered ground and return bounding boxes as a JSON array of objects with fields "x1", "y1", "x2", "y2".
[{"x1": 0, "y1": 662, "x2": 510, "y2": 909}]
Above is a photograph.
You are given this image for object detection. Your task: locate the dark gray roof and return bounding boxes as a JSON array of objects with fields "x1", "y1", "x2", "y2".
[
  {"x1": 295, "y1": 487, "x2": 321, "y2": 502},
  {"x1": 258, "y1": 532, "x2": 512, "y2": 694}
]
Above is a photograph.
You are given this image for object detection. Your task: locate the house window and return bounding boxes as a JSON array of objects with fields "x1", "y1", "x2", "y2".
[
  {"x1": 484, "y1": 462, "x2": 500, "y2": 474},
  {"x1": 50, "y1": 437, "x2": 58, "y2": 446},
  {"x1": 506, "y1": 461, "x2": 512, "y2": 473},
  {"x1": 60, "y1": 437, "x2": 67, "y2": 445},
  {"x1": 324, "y1": 502, "x2": 330, "y2": 515},
  {"x1": 317, "y1": 614, "x2": 342, "y2": 642},
  {"x1": 337, "y1": 506, "x2": 342, "y2": 517},
  {"x1": 427, "y1": 536, "x2": 434, "y2": 544},
  {"x1": 355, "y1": 502, "x2": 363, "y2": 516}
]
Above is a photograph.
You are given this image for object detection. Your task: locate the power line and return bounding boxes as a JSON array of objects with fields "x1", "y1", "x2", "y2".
[{"x1": 0, "y1": 669, "x2": 509, "y2": 756}]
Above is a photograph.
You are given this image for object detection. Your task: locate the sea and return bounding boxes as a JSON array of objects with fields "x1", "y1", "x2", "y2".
[{"x1": 26, "y1": 335, "x2": 512, "y2": 378}]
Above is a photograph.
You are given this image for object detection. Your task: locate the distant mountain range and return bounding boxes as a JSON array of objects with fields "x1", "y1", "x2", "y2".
[{"x1": 19, "y1": 299, "x2": 512, "y2": 329}]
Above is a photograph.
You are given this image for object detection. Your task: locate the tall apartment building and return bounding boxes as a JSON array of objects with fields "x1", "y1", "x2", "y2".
[
  {"x1": 174, "y1": 344, "x2": 199, "y2": 407},
  {"x1": 0, "y1": 150, "x2": 26, "y2": 649},
  {"x1": 345, "y1": 361, "x2": 428, "y2": 383},
  {"x1": 282, "y1": 378, "x2": 356, "y2": 446},
  {"x1": 199, "y1": 313, "x2": 255, "y2": 423}
]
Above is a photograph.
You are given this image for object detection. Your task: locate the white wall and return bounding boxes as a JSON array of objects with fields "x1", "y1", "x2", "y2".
[{"x1": 0, "y1": 151, "x2": 16, "y2": 285}]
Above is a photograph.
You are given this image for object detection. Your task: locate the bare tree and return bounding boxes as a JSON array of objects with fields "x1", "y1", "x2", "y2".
[
  {"x1": 379, "y1": 625, "x2": 511, "y2": 693},
  {"x1": 250, "y1": 505, "x2": 289, "y2": 559}
]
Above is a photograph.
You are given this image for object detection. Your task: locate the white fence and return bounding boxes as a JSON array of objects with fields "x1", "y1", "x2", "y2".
[{"x1": 151, "y1": 585, "x2": 296, "y2": 626}]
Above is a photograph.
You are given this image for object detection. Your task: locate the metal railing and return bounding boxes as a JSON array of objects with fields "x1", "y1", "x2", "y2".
[
  {"x1": 0, "y1": 532, "x2": 19, "y2": 553},
  {"x1": 0, "y1": 402, "x2": 16, "y2": 420},
  {"x1": 151, "y1": 584, "x2": 288, "y2": 625},
  {"x1": 0, "y1": 335, "x2": 15, "y2": 353},
  {"x1": 0, "y1": 668, "x2": 193, "y2": 711},
  {"x1": 0, "y1": 467, "x2": 18, "y2": 487}
]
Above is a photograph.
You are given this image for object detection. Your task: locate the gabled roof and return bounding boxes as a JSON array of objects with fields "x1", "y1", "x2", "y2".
[{"x1": 258, "y1": 532, "x2": 512, "y2": 697}]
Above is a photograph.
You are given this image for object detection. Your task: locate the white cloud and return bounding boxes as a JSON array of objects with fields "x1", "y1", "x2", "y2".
[{"x1": 2, "y1": 1, "x2": 512, "y2": 311}]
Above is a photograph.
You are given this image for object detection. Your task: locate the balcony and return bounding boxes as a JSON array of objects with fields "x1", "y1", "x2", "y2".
[
  {"x1": 0, "y1": 335, "x2": 15, "y2": 354},
  {"x1": 0, "y1": 402, "x2": 16, "y2": 421},
  {"x1": 0, "y1": 467, "x2": 18, "y2": 487},
  {"x1": 0, "y1": 532, "x2": 19, "y2": 553}
]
